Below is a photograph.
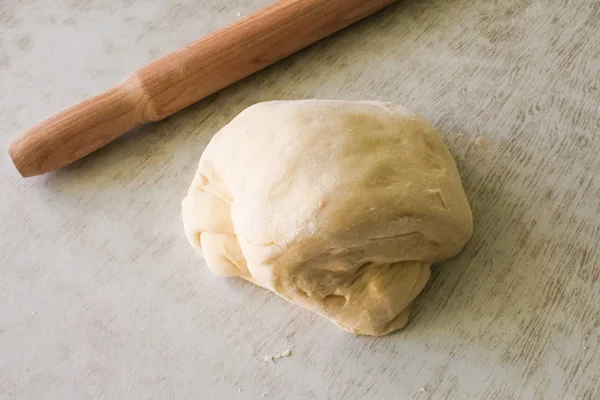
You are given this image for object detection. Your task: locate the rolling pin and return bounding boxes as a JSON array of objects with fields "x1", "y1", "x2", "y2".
[{"x1": 8, "y1": 0, "x2": 396, "y2": 177}]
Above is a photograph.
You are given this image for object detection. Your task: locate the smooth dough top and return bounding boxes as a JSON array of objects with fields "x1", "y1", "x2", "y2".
[{"x1": 182, "y1": 100, "x2": 472, "y2": 336}]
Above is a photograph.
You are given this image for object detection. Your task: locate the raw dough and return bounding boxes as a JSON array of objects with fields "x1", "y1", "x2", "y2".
[{"x1": 182, "y1": 100, "x2": 472, "y2": 336}]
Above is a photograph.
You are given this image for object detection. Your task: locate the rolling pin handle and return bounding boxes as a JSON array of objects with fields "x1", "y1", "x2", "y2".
[{"x1": 8, "y1": 78, "x2": 146, "y2": 177}]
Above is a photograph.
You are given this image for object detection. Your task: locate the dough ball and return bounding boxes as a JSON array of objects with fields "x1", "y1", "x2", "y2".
[{"x1": 182, "y1": 100, "x2": 472, "y2": 336}]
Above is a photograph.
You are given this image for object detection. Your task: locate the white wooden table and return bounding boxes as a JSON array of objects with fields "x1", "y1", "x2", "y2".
[{"x1": 1, "y1": 1, "x2": 599, "y2": 399}]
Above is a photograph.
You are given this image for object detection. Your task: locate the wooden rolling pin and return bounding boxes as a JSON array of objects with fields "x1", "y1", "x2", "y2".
[{"x1": 8, "y1": 0, "x2": 396, "y2": 177}]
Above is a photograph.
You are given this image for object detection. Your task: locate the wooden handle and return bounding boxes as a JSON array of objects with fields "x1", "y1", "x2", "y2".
[
  {"x1": 9, "y1": 0, "x2": 396, "y2": 177},
  {"x1": 8, "y1": 79, "x2": 146, "y2": 177}
]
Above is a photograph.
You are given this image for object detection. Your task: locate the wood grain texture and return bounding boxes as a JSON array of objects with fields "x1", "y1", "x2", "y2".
[
  {"x1": 7, "y1": 0, "x2": 395, "y2": 178},
  {"x1": 0, "y1": 0, "x2": 599, "y2": 399}
]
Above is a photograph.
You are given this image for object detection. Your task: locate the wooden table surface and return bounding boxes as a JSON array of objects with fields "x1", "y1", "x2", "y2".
[{"x1": 1, "y1": 1, "x2": 599, "y2": 399}]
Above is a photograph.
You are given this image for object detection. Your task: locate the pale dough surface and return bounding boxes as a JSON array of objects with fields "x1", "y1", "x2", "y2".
[{"x1": 182, "y1": 100, "x2": 472, "y2": 335}]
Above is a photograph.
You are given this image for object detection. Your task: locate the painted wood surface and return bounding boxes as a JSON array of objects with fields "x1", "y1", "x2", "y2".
[{"x1": 0, "y1": 0, "x2": 598, "y2": 399}]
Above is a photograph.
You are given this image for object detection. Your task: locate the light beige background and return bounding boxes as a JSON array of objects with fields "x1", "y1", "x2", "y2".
[{"x1": 1, "y1": 0, "x2": 599, "y2": 399}]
